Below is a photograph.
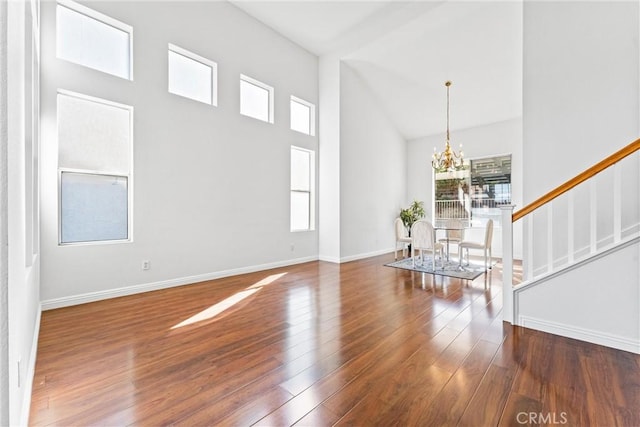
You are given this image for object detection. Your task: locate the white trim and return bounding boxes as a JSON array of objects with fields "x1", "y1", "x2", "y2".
[
  {"x1": 339, "y1": 248, "x2": 394, "y2": 263},
  {"x1": 19, "y1": 303, "x2": 41, "y2": 427},
  {"x1": 167, "y1": 43, "x2": 218, "y2": 106},
  {"x1": 515, "y1": 234, "x2": 639, "y2": 294},
  {"x1": 318, "y1": 255, "x2": 340, "y2": 263},
  {"x1": 41, "y1": 256, "x2": 318, "y2": 310},
  {"x1": 525, "y1": 232, "x2": 639, "y2": 285},
  {"x1": 518, "y1": 315, "x2": 640, "y2": 355}
]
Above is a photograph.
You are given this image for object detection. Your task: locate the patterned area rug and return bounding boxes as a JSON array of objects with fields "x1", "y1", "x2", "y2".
[{"x1": 384, "y1": 256, "x2": 490, "y2": 281}]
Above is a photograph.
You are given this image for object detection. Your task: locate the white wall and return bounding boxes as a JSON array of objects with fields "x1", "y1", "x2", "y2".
[
  {"x1": 40, "y1": 1, "x2": 318, "y2": 306},
  {"x1": 517, "y1": 240, "x2": 640, "y2": 354},
  {"x1": 338, "y1": 62, "x2": 407, "y2": 260},
  {"x1": 523, "y1": 1, "x2": 639, "y2": 202},
  {"x1": 318, "y1": 54, "x2": 341, "y2": 263},
  {"x1": 4, "y1": 0, "x2": 41, "y2": 424},
  {"x1": 407, "y1": 118, "x2": 524, "y2": 258}
]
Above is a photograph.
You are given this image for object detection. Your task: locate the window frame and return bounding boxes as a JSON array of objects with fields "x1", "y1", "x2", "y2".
[
  {"x1": 240, "y1": 74, "x2": 274, "y2": 124},
  {"x1": 56, "y1": 0, "x2": 133, "y2": 80},
  {"x1": 290, "y1": 95, "x2": 315, "y2": 136},
  {"x1": 57, "y1": 89, "x2": 134, "y2": 246},
  {"x1": 290, "y1": 146, "x2": 315, "y2": 232},
  {"x1": 168, "y1": 43, "x2": 218, "y2": 106}
]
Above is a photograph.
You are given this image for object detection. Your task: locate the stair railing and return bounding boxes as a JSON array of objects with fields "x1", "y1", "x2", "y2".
[{"x1": 502, "y1": 138, "x2": 640, "y2": 323}]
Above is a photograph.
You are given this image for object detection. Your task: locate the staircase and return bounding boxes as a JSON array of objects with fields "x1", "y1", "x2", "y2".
[{"x1": 501, "y1": 138, "x2": 640, "y2": 354}]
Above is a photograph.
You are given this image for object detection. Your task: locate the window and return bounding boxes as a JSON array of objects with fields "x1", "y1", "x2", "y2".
[
  {"x1": 434, "y1": 154, "x2": 511, "y2": 227},
  {"x1": 240, "y1": 74, "x2": 274, "y2": 123},
  {"x1": 291, "y1": 147, "x2": 315, "y2": 231},
  {"x1": 56, "y1": 0, "x2": 132, "y2": 80},
  {"x1": 290, "y1": 96, "x2": 315, "y2": 136},
  {"x1": 168, "y1": 44, "x2": 217, "y2": 106},
  {"x1": 57, "y1": 90, "x2": 132, "y2": 244}
]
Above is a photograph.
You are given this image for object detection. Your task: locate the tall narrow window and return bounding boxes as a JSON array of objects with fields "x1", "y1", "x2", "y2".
[
  {"x1": 56, "y1": 0, "x2": 132, "y2": 79},
  {"x1": 57, "y1": 90, "x2": 132, "y2": 244},
  {"x1": 240, "y1": 74, "x2": 274, "y2": 123},
  {"x1": 291, "y1": 146, "x2": 315, "y2": 231},
  {"x1": 168, "y1": 44, "x2": 217, "y2": 106},
  {"x1": 290, "y1": 96, "x2": 315, "y2": 136}
]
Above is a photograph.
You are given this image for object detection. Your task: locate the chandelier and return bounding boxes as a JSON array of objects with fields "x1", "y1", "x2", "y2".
[{"x1": 432, "y1": 81, "x2": 464, "y2": 171}]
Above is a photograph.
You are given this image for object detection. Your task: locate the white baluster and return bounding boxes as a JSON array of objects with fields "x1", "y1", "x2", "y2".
[
  {"x1": 613, "y1": 162, "x2": 622, "y2": 243},
  {"x1": 547, "y1": 202, "x2": 553, "y2": 273},
  {"x1": 568, "y1": 191, "x2": 574, "y2": 263},
  {"x1": 590, "y1": 179, "x2": 597, "y2": 253},
  {"x1": 500, "y1": 205, "x2": 516, "y2": 324},
  {"x1": 526, "y1": 214, "x2": 534, "y2": 281}
]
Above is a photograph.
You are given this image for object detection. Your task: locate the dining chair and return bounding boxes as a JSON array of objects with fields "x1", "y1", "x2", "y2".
[
  {"x1": 411, "y1": 220, "x2": 444, "y2": 271},
  {"x1": 458, "y1": 219, "x2": 494, "y2": 271},
  {"x1": 394, "y1": 217, "x2": 411, "y2": 260}
]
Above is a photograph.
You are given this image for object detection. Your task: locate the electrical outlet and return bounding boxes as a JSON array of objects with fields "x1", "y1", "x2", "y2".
[
  {"x1": 142, "y1": 260, "x2": 150, "y2": 270},
  {"x1": 290, "y1": 244, "x2": 295, "y2": 251}
]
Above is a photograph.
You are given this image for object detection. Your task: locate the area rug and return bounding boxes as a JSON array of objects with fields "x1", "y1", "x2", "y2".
[{"x1": 384, "y1": 256, "x2": 490, "y2": 281}]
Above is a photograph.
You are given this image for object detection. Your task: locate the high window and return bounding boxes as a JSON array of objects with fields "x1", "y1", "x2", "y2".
[
  {"x1": 57, "y1": 90, "x2": 132, "y2": 244},
  {"x1": 290, "y1": 146, "x2": 315, "y2": 231},
  {"x1": 434, "y1": 154, "x2": 511, "y2": 227},
  {"x1": 168, "y1": 44, "x2": 217, "y2": 106},
  {"x1": 240, "y1": 74, "x2": 274, "y2": 123},
  {"x1": 290, "y1": 96, "x2": 315, "y2": 136},
  {"x1": 56, "y1": 0, "x2": 132, "y2": 80}
]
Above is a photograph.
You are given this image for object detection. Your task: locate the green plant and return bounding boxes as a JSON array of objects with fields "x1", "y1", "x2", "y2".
[{"x1": 400, "y1": 200, "x2": 426, "y2": 230}]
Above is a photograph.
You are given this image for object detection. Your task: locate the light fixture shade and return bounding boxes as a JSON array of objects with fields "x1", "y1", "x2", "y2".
[{"x1": 432, "y1": 81, "x2": 464, "y2": 171}]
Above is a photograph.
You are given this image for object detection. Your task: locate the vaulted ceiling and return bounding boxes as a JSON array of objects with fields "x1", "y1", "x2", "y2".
[{"x1": 230, "y1": 0, "x2": 523, "y2": 140}]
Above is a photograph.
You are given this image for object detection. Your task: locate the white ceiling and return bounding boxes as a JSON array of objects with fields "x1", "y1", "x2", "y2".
[{"x1": 230, "y1": 0, "x2": 523, "y2": 140}]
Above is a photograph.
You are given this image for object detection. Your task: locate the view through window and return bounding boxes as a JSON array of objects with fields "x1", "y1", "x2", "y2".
[{"x1": 434, "y1": 154, "x2": 511, "y2": 227}]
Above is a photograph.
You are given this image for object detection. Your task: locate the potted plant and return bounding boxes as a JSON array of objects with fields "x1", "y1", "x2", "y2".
[{"x1": 400, "y1": 200, "x2": 426, "y2": 234}]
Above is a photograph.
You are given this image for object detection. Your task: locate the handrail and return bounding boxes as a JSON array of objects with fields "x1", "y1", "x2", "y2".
[{"x1": 513, "y1": 138, "x2": 640, "y2": 222}]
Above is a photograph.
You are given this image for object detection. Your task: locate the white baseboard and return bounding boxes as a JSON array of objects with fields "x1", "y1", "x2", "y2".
[
  {"x1": 41, "y1": 256, "x2": 318, "y2": 310},
  {"x1": 318, "y1": 254, "x2": 340, "y2": 263},
  {"x1": 340, "y1": 247, "x2": 393, "y2": 263},
  {"x1": 20, "y1": 303, "x2": 41, "y2": 427},
  {"x1": 518, "y1": 315, "x2": 640, "y2": 355}
]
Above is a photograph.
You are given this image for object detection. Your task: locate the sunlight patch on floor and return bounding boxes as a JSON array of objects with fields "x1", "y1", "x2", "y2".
[{"x1": 171, "y1": 272, "x2": 288, "y2": 329}]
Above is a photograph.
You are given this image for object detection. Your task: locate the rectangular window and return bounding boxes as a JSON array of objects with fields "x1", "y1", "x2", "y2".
[
  {"x1": 291, "y1": 146, "x2": 315, "y2": 231},
  {"x1": 168, "y1": 44, "x2": 217, "y2": 106},
  {"x1": 56, "y1": 0, "x2": 132, "y2": 80},
  {"x1": 290, "y1": 96, "x2": 315, "y2": 136},
  {"x1": 57, "y1": 90, "x2": 132, "y2": 244},
  {"x1": 61, "y1": 172, "x2": 128, "y2": 243},
  {"x1": 240, "y1": 74, "x2": 274, "y2": 123},
  {"x1": 434, "y1": 154, "x2": 511, "y2": 227}
]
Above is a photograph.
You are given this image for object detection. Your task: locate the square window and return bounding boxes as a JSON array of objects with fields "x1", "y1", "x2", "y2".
[
  {"x1": 240, "y1": 75, "x2": 274, "y2": 123},
  {"x1": 168, "y1": 44, "x2": 217, "y2": 106},
  {"x1": 57, "y1": 0, "x2": 132, "y2": 80},
  {"x1": 290, "y1": 96, "x2": 315, "y2": 136},
  {"x1": 61, "y1": 172, "x2": 128, "y2": 243}
]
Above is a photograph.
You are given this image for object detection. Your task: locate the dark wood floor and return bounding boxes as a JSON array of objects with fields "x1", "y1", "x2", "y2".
[{"x1": 30, "y1": 254, "x2": 639, "y2": 426}]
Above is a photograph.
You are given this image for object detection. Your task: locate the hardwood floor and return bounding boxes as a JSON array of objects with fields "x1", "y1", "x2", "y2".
[{"x1": 30, "y1": 254, "x2": 639, "y2": 426}]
